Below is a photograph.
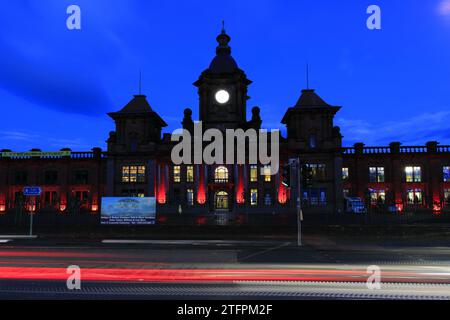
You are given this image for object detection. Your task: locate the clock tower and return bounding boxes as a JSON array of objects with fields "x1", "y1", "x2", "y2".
[{"x1": 194, "y1": 25, "x2": 252, "y2": 131}]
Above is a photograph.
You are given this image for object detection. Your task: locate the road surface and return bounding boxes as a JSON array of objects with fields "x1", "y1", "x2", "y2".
[{"x1": 0, "y1": 239, "x2": 449, "y2": 299}]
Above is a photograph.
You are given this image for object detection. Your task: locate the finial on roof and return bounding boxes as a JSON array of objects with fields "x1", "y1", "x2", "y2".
[
  {"x1": 216, "y1": 21, "x2": 231, "y2": 55},
  {"x1": 306, "y1": 62, "x2": 309, "y2": 90},
  {"x1": 139, "y1": 70, "x2": 142, "y2": 95}
]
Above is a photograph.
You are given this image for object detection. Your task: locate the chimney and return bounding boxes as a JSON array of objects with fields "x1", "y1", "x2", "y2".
[
  {"x1": 389, "y1": 142, "x2": 401, "y2": 154},
  {"x1": 426, "y1": 141, "x2": 439, "y2": 154},
  {"x1": 354, "y1": 142, "x2": 365, "y2": 154}
]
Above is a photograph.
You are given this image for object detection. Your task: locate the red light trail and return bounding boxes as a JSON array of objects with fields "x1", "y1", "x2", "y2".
[{"x1": 0, "y1": 267, "x2": 448, "y2": 284}]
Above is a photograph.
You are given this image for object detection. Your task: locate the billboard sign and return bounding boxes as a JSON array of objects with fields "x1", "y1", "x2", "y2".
[{"x1": 100, "y1": 197, "x2": 156, "y2": 225}]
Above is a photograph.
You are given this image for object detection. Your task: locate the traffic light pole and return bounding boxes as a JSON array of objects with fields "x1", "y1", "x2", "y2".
[
  {"x1": 29, "y1": 196, "x2": 34, "y2": 237},
  {"x1": 283, "y1": 159, "x2": 302, "y2": 247},
  {"x1": 295, "y1": 158, "x2": 302, "y2": 247}
]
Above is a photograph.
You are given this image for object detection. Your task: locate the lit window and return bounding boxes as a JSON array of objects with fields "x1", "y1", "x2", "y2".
[
  {"x1": 264, "y1": 193, "x2": 271, "y2": 206},
  {"x1": 214, "y1": 166, "x2": 228, "y2": 183},
  {"x1": 122, "y1": 166, "x2": 129, "y2": 183},
  {"x1": 186, "y1": 166, "x2": 194, "y2": 183},
  {"x1": 302, "y1": 188, "x2": 327, "y2": 206},
  {"x1": 308, "y1": 134, "x2": 317, "y2": 149},
  {"x1": 215, "y1": 191, "x2": 228, "y2": 209},
  {"x1": 342, "y1": 168, "x2": 349, "y2": 181},
  {"x1": 250, "y1": 165, "x2": 258, "y2": 182},
  {"x1": 405, "y1": 166, "x2": 421, "y2": 182},
  {"x1": 407, "y1": 188, "x2": 422, "y2": 205},
  {"x1": 263, "y1": 166, "x2": 271, "y2": 182},
  {"x1": 369, "y1": 189, "x2": 385, "y2": 205},
  {"x1": 187, "y1": 189, "x2": 194, "y2": 206},
  {"x1": 413, "y1": 167, "x2": 421, "y2": 182},
  {"x1": 122, "y1": 166, "x2": 145, "y2": 183},
  {"x1": 443, "y1": 166, "x2": 450, "y2": 182},
  {"x1": 444, "y1": 189, "x2": 450, "y2": 207},
  {"x1": 173, "y1": 166, "x2": 181, "y2": 183},
  {"x1": 250, "y1": 189, "x2": 258, "y2": 206},
  {"x1": 369, "y1": 167, "x2": 385, "y2": 183},
  {"x1": 306, "y1": 164, "x2": 326, "y2": 180},
  {"x1": 320, "y1": 189, "x2": 326, "y2": 206}
]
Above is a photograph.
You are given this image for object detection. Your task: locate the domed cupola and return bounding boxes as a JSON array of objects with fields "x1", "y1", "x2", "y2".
[
  {"x1": 194, "y1": 23, "x2": 251, "y2": 130},
  {"x1": 208, "y1": 22, "x2": 239, "y2": 74}
]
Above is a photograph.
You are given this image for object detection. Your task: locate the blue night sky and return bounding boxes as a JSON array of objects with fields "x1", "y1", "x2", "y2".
[{"x1": 1, "y1": 0, "x2": 450, "y2": 150}]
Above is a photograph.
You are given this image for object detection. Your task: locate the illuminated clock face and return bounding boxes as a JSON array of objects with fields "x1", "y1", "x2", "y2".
[{"x1": 215, "y1": 89, "x2": 230, "y2": 104}]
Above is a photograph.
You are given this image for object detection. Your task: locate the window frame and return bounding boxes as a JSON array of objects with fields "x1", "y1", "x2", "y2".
[
  {"x1": 306, "y1": 164, "x2": 326, "y2": 181},
  {"x1": 444, "y1": 189, "x2": 450, "y2": 206},
  {"x1": 173, "y1": 165, "x2": 181, "y2": 183},
  {"x1": 443, "y1": 166, "x2": 450, "y2": 182},
  {"x1": 214, "y1": 166, "x2": 229, "y2": 183},
  {"x1": 121, "y1": 165, "x2": 146, "y2": 183},
  {"x1": 263, "y1": 166, "x2": 271, "y2": 182},
  {"x1": 186, "y1": 166, "x2": 194, "y2": 183},
  {"x1": 369, "y1": 189, "x2": 386, "y2": 206},
  {"x1": 369, "y1": 167, "x2": 385, "y2": 183},
  {"x1": 250, "y1": 188, "x2": 258, "y2": 206},
  {"x1": 264, "y1": 193, "x2": 272, "y2": 206},
  {"x1": 302, "y1": 188, "x2": 327, "y2": 207},
  {"x1": 406, "y1": 188, "x2": 423, "y2": 205},
  {"x1": 186, "y1": 188, "x2": 194, "y2": 206},
  {"x1": 250, "y1": 165, "x2": 258, "y2": 182},
  {"x1": 342, "y1": 167, "x2": 349, "y2": 181},
  {"x1": 405, "y1": 166, "x2": 421, "y2": 183}
]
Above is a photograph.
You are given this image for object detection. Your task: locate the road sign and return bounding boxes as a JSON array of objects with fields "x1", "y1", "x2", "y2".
[{"x1": 23, "y1": 187, "x2": 42, "y2": 196}]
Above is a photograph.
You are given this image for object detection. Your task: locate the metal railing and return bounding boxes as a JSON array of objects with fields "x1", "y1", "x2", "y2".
[
  {"x1": 1, "y1": 151, "x2": 108, "y2": 160},
  {"x1": 343, "y1": 145, "x2": 450, "y2": 155}
]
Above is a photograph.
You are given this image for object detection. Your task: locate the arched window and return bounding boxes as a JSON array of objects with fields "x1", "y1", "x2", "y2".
[
  {"x1": 214, "y1": 166, "x2": 228, "y2": 183},
  {"x1": 308, "y1": 134, "x2": 317, "y2": 149},
  {"x1": 215, "y1": 191, "x2": 229, "y2": 209}
]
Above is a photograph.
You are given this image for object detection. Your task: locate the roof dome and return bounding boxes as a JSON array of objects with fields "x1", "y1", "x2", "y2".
[
  {"x1": 208, "y1": 23, "x2": 239, "y2": 74},
  {"x1": 209, "y1": 55, "x2": 238, "y2": 74}
]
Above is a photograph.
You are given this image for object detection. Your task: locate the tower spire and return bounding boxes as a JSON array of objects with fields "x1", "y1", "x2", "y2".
[
  {"x1": 216, "y1": 21, "x2": 231, "y2": 56},
  {"x1": 139, "y1": 69, "x2": 142, "y2": 95},
  {"x1": 306, "y1": 62, "x2": 310, "y2": 90}
]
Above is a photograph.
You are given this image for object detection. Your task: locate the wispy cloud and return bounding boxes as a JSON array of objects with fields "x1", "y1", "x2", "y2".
[
  {"x1": 336, "y1": 110, "x2": 450, "y2": 146},
  {"x1": 0, "y1": 131, "x2": 41, "y2": 141},
  {"x1": 0, "y1": 1, "x2": 120, "y2": 116},
  {"x1": 439, "y1": 0, "x2": 450, "y2": 15},
  {"x1": 0, "y1": 130, "x2": 100, "y2": 150}
]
